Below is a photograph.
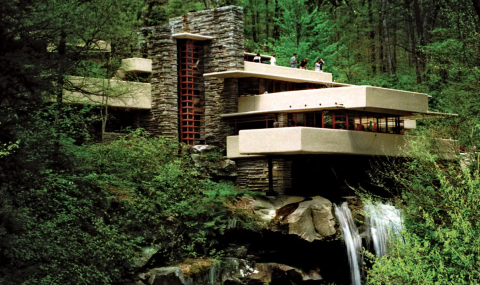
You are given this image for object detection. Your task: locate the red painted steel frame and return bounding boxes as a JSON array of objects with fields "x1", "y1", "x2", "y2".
[{"x1": 179, "y1": 39, "x2": 205, "y2": 145}]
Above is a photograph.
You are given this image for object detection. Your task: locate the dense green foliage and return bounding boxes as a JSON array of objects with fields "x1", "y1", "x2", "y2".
[
  {"x1": 0, "y1": 1, "x2": 254, "y2": 283},
  {"x1": 3, "y1": 0, "x2": 480, "y2": 284}
]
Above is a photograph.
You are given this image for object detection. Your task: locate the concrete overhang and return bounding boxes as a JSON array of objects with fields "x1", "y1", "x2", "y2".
[
  {"x1": 227, "y1": 127, "x2": 455, "y2": 158},
  {"x1": 221, "y1": 105, "x2": 344, "y2": 118},
  {"x1": 244, "y1": 52, "x2": 272, "y2": 59},
  {"x1": 205, "y1": 62, "x2": 342, "y2": 86},
  {"x1": 121, "y1": 58, "x2": 152, "y2": 74},
  {"x1": 172, "y1": 33, "x2": 213, "y2": 41},
  {"x1": 236, "y1": 85, "x2": 430, "y2": 116},
  {"x1": 63, "y1": 76, "x2": 151, "y2": 109},
  {"x1": 204, "y1": 71, "x2": 346, "y2": 86}
]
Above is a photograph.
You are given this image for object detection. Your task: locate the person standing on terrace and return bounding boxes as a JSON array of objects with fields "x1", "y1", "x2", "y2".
[
  {"x1": 299, "y1": 58, "x2": 308, "y2": 70},
  {"x1": 270, "y1": 54, "x2": 276, "y2": 66},
  {"x1": 290, "y1": 53, "x2": 297, "y2": 68},
  {"x1": 315, "y1": 58, "x2": 325, "y2": 72},
  {"x1": 253, "y1": 53, "x2": 261, "y2": 63}
]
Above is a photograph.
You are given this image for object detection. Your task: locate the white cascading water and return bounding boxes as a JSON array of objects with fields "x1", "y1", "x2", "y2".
[
  {"x1": 364, "y1": 201, "x2": 403, "y2": 258},
  {"x1": 334, "y1": 202, "x2": 362, "y2": 285},
  {"x1": 335, "y1": 201, "x2": 403, "y2": 285}
]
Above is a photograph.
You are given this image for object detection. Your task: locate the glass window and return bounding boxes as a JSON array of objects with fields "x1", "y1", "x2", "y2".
[
  {"x1": 306, "y1": 113, "x2": 315, "y2": 127},
  {"x1": 347, "y1": 112, "x2": 355, "y2": 130},
  {"x1": 334, "y1": 112, "x2": 347, "y2": 129},
  {"x1": 387, "y1": 117, "x2": 397, "y2": 133},
  {"x1": 323, "y1": 111, "x2": 333, "y2": 128},
  {"x1": 296, "y1": 113, "x2": 305, "y2": 126},
  {"x1": 376, "y1": 117, "x2": 386, "y2": 133}
]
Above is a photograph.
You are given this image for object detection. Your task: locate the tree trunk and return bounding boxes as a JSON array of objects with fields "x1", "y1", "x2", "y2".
[
  {"x1": 265, "y1": 0, "x2": 269, "y2": 39},
  {"x1": 251, "y1": 0, "x2": 258, "y2": 43},
  {"x1": 380, "y1": 0, "x2": 393, "y2": 75},
  {"x1": 472, "y1": 0, "x2": 480, "y2": 22},
  {"x1": 274, "y1": 0, "x2": 280, "y2": 41},
  {"x1": 368, "y1": 0, "x2": 376, "y2": 74}
]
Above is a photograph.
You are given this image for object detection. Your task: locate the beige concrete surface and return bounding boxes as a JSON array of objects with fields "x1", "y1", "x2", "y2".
[
  {"x1": 236, "y1": 86, "x2": 429, "y2": 115},
  {"x1": 404, "y1": 119, "x2": 417, "y2": 129},
  {"x1": 172, "y1": 33, "x2": 213, "y2": 41},
  {"x1": 244, "y1": 52, "x2": 272, "y2": 59},
  {"x1": 63, "y1": 76, "x2": 151, "y2": 109},
  {"x1": 244, "y1": 61, "x2": 333, "y2": 82},
  {"x1": 227, "y1": 136, "x2": 265, "y2": 159},
  {"x1": 121, "y1": 58, "x2": 152, "y2": 74},
  {"x1": 236, "y1": 127, "x2": 454, "y2": 157}
]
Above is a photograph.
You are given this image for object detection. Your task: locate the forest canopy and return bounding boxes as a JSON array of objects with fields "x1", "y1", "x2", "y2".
[{"x1": 2, "y1": 0, "x2": 480, "y2": 284}]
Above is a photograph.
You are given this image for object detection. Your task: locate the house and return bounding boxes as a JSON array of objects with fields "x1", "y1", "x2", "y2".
[{"x1": 73, "y1": 6, "x2": 453, "y2": 196}]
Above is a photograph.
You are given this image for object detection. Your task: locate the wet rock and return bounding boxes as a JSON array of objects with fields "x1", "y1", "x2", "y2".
[
  {"x1": 148, "y1": 267, "x2": 185, "y2": 285},
  {"x1": 189, "y1": 145, "x2": 237, "y2": 179},
  {"x1": 252, "y1": 195, "x2": 336, "y2": 242},
  {"x1": 253, "y1": 195, "x2": 305, "y2": 221},
  {"x1": 288, "y1": 196, "x2": 336, "y2": 242},
  {"x1": 132, "y1": 245, "x2": 161, "y2": 268},
  {"x1": 248, "y1": 263, "x2": 322, "y2": 283},
  {"x1": 191, "y1": 145, "x2": 220, "y2": 154}
]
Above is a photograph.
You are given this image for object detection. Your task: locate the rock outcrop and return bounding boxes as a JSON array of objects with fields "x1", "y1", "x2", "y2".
[
  {"x1": 253, "y1": 195, "x2": 337, "y2": 242},
  {"x1": 132, "y1": 259, "x2": 321, "y2": 285},
  {"x1": 189, "y1": 145, "x2": 237, "y2": 180}
]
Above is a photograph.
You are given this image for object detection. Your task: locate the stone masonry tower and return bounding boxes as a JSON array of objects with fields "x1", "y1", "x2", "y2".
[{"x1": 141, "y1": 6, "x2": 244, "y2": 147}]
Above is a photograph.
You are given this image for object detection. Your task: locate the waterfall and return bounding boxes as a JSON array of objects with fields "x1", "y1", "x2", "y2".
[
  {"x1": 364, "y1": 202, "x2": 403, "y2": 258},
  {"x1": 335, "y1": 201, "x2": 403, "y2": 285},
  {"x1": 334, "y1": 202, "x2": 362, "y2": 285}
]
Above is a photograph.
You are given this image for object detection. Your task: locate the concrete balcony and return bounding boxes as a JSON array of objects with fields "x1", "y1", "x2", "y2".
[
  {"x1": 204, "y1": 61, "x2": 338, "y2": 85},
  {"x1": 121, "y1": 58, "x2": 152, "y2": 74},
  {"x1": 227, "y1": 128, "x2": 456, "y2": 158},
  {"x1": 235, "y1": 85, "x2": 429, "y2": 116},
  {"x1": 63, "y1": 76, "x2": 151, "y2": 109}
]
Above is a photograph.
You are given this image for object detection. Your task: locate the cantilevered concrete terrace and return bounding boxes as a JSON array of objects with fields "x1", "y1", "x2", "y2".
[
  {"x1": 233, "y1": 85, "x2": 429, "y2": 116},
  {"x1": 227, "y1": 128, "x2": 456, "y2": 158},
  {"x1": 205, "y1": 61, "x2": 338, "y2": 86},
  {"x1": 63, "y1": 76, "x2": 151, "y2": 109}
]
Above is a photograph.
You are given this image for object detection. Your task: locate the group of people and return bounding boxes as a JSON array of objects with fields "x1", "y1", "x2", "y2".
[
  {"x1": 250, "y1": 52, "x2": 325, "y2": 72},
  {"x1": 290, "y1": 54, "x2": 324, "y2": 72}
]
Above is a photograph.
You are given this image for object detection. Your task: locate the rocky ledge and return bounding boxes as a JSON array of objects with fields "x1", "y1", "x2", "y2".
[{"x1": 253, "y1": 195, "x2": 337, "y2": 242}]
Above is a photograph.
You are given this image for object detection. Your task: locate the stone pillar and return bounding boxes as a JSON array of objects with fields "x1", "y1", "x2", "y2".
[
  {"x1": 272, "y1": 158, "x2": 293, "y2": 194},
  {"x1": 236, "y1": 157, "x2": 293, "y2": 194},
  {"x1": 236, "y1": 158, "x2": 269, "y2": 191},
  {"x1": 170, "y1": 6, "x2": 244, "y2": 147},
  {"x1": 141, "y1": 25, "x2": 178, "y2": 138}
]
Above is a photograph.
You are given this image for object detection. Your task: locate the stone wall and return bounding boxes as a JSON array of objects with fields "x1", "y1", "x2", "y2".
[
  {"x1": 170, "y1": 6, "x2": 244, "y2": 147},
  {"x1": 272, "y1": 158, "x2": 293, "y2": 194},
  {"x1": 236, "y1": 157, "x2": 293, "y2": 194},
  {"x1": 140, "y1": 25, "x2": 179, "y2": 138}
]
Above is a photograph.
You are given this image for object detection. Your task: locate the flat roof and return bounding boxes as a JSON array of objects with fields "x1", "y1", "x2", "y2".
[
  {"x1": 244, "y1": 52, "x2": 272, "y2": 59},
  {"x1": 172, "y1": 33, "x2": 213, "y2": 41},
  {"x1": 204, "y1": 71, "x2": 350, "y2": 87},
  {"x1": 221, "y1": 105, "x2": 345, "y2": 118}
]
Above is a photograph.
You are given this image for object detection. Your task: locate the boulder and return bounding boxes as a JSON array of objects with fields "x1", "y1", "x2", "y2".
[
  {"x1": 148, "y1": 267, "x2": 185, "y2": 285},
  {"x1": 248, "y1": 263, "x2": 322, "y2": 283},
  {"x1": 132, "y1": 245, "x2": 161, "y2": 268},
  {"x1": 191, "y1": 145, "x2": 220, "y2": 154},
  {"x1": 253, "y1": 195, "x2": 305, "y2": 221},
  {"x1": 252, "y1": 195, "x2": 336, "y2": 242},
  {"x1": 288, "y1": 196, "x2": 336, "y2": 242}
]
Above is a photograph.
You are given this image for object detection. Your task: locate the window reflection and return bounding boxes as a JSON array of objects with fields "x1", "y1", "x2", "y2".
[{"x1": 231, "y1": 111, "x2": 405, "y2": 135}]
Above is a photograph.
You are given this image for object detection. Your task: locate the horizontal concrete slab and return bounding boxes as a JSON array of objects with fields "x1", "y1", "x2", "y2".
[
  {"x1": 205, "y1": 62, "x2": 342, "y2": 86},
  {"x1": 172, "y1": 33, "x2": 213, "y2": 41},
  {"x1": 121, "y1": 58, "x2": 152, "y2": 74},
  {"x1": 227, "y1": 136, "x2": 265, "y2": 159},
  {"x1": 237, "y1": 85, "x2": 429, "y2": 116},
  {"x1": 64, "y1": 76, "x2": 151, "y2": 109},
  {"x1": 235, "y1": 127, "x2": 455, "y2": 157}
]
